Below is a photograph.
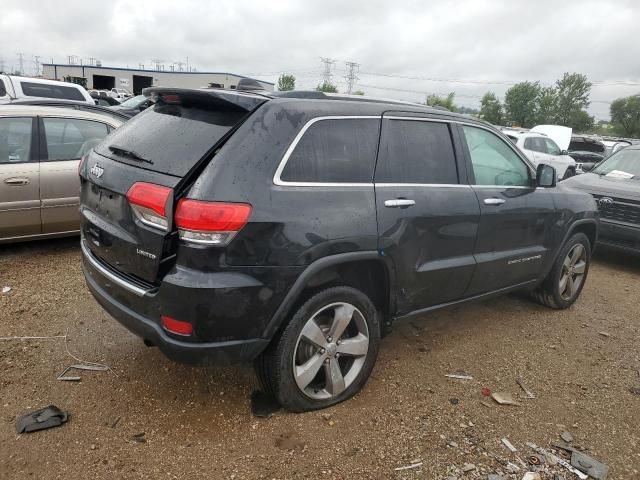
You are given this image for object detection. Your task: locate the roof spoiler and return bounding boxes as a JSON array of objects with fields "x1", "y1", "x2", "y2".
[{"x1": 142, "y1": 87, "x2": 267, "y2": 112}]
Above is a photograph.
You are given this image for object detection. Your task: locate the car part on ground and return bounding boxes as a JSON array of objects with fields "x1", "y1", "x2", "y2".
[{"x1": 79, "y1": 87, "x2": 598, "y2": 411}]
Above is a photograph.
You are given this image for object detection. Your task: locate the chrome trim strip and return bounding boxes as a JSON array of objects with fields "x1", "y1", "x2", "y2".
[
  {"x1": 473, "y1": 185, "x2": 536, "y2": 190},
  {"x1": 376, "y1": 183, "x2": 469, "y2": 188},
  {"x1": 384, "y1": 116, "x2": 451, "y2": 123},
  {"x1": 81, "y1": 240, "x2": 151, "y2": 297},
  {"x1": 273, "y1": 116, "x2": 380, "y2": 187}
]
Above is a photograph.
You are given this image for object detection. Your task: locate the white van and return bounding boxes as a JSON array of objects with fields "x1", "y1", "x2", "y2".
[{"x1": 0, "y1": 75, "x2": 94, "y2": 104}]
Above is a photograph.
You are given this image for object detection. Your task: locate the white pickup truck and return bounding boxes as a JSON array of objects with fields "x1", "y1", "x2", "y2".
[
  {"x1": 0, "y1": 75, "x2": 94, "y2": 105},
  {"x1": 502, "y1": 125, "x2": 577, "y2": 180}
]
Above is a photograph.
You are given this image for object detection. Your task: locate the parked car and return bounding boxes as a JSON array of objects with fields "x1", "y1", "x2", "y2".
[
  {"x1": 110, "y1": 94, "x2": 154, "y2": 116},
  {"x1": 0, "y1": 105, "x2": 124, "y2": 243},
  {"x1": 568, "y1": 135, "x2": 606, "y2": 172},
  {"x1": 0, "y1": 75, "x2": 94, "y2": 104},
  {"x1": 80, "y1": 88, "x2": 598, "y2": 411},
  {"x1": 109, "y1": 88, "x2": 132, "y2": 101},
  {"x1": 502, "y1": 126, "x2": 577, "y2": 180},
  {"x1": 8, "y1": 98, "x2": 132, "y2": 122},
  {"x1": 563, "y1": 145, "x2": 640, "y2": 254},
  {"x1": 601, "y1": 138, "x2": 631, "y2": 158}
]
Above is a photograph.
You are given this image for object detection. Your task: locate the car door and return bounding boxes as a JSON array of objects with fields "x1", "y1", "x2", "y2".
[
  {"x1": 39, "y1": 116, "x2": 110, "y2": 233},
  {"x1": 0, "y1": 116, "x2": 41, "y2": 240},
  {"x1": 374, "y1": 114, "x2": 480, "y2": 314},
  {"x1": 460, "y1": 124, "x2": 556, "y2": 295}
]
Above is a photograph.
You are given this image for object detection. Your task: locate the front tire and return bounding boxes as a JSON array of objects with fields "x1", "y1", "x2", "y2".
[
  {"x1": 533, "y1": 232, "x2": 591, "y2": 309},
  {"x1": 255, "y1": 286, "x2": 381, "y2": 412}
]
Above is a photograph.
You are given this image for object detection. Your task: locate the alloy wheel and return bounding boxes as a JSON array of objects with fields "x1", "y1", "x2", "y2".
[
  {"x1": 559, "y1": 243, "x2": 587, "y2": 301},
  {"x1": 292, "y1": 302, "x2": 370, "y2": 400}
]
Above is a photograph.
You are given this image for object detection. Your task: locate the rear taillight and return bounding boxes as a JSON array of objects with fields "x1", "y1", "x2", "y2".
[
  {"x1": 160, "y1": 315, "x2": 193, "y2": 336},
  {"x1": 174, "y1": 199, "x2": 252, "y2": 245},
  {"x1": 126, "y1": 182, "x2": 173, "y2": 231}
]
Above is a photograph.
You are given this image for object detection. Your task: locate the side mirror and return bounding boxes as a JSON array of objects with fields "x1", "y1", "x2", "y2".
[
  {"x1": 560, "y1": 150, "x2": 568, "y2": 155},
  {"x1": 581, "y1": 163, "x2": 595, "y2": 172},
  {"x1": 536, "y1": 163, "x2": 556, "y2": 187}
]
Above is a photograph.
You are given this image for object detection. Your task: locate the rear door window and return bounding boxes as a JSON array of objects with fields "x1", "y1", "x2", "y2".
[
  {"x1": 280, "y1": 118, "x2": 379, "y2": 183},
  {"x1": 0, "y1": 117, "x2": 33, "y2": 164},
  {"x1": 543, "y1": 138, "x2": 561, "y2": 155},
  {"x1": 43, "y1": 118, "x2": 109, "y2": 160},
  {"x1": 20, "y1": 82, "x2": 86, "y2": 101},
  {"x1": 375, "y1": 119, "x2": 458, "y2": 184},
  {"x1": 524, "y1": 136, "x2": 546, "y2": 153}
]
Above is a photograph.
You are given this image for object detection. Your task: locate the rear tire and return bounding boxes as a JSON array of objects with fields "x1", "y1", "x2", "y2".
[
  {"x1": 254, "y1": 286, "x2": 381, "y2": 412},
  {"x1": 532, "y1": 232, "x2": 591, "y2": 309}
]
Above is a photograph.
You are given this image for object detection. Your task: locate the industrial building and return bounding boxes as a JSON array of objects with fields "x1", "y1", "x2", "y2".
[{"x1": 41, "y1": 64, "x2": 274, "y2": 94}]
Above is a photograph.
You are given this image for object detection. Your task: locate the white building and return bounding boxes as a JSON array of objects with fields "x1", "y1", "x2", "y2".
[{"x1": 42, "y1": 64, "x2": 274, "y2": 94}]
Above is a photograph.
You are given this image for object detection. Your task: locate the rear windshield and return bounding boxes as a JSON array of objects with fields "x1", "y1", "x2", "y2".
[
  {"x1": 20, "y1": 81, "x2": 86, "y2": 101},
  {"x1": 95, "y1": 100, "x2": 248, "y2": 177}
]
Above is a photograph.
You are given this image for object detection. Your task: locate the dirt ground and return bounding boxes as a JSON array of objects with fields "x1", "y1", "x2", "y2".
[{"x1": 1, "y1": 238, "x2": 639, "y2": 480}]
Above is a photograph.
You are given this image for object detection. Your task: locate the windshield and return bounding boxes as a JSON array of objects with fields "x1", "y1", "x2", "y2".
[
  {"x1": 592, "y1": 148, "x2": 640, "y2": 178},
  {"x1": 118, "y1": 95, "x2": 146, "y2": 108}
]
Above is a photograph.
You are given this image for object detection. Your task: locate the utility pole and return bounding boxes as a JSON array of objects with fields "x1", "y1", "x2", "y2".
[
  {"x1": 33, "y1": 55, "x2": 41, "y2": 76},
  {"x1": 320, "y1": 57, "x2": 336, "y2": 86},
  {"x1": 344, "y1": 61, "x2": 360, "y2": 94},
  {"x1": 17, "y1": 52, "x2": 25, "y2": 75}
]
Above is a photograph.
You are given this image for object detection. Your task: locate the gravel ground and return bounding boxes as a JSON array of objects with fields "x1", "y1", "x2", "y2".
[{"x1": 1, "y1": 238, "x2": 639, "y2": 479}]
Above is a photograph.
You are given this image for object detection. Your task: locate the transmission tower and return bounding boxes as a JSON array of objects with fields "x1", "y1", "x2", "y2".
[
  {"x1": 151, "y1": 59, "x2": 164, "y2": 71},
  {"x1": 17, "y1": 52, "x2": 25, "y2": 75},
  {"x1": 33, "y1": 55, "x2": 41, "y2": 76},
  {"x1": 344, "y1": 61, "x2": 360, "y2": 94},
  {"x1": 320, "y1": 57, "x2": 336, "y2": 85}
]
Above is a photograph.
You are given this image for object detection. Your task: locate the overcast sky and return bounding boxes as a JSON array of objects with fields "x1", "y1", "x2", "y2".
[{"x1": 3, "y1": 0, "x2": 640, "y2": 119}]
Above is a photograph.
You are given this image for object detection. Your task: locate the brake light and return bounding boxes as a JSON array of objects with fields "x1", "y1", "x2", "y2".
[
  {"x1": 174, "y1": 199, "x2": 252, "y2": 245},
  {"x1": 160, "y1": 315, "x2": 193, "y2": 336},
  {"x1": 126, "y1": 182, "x2": 173, "y2": 230}
]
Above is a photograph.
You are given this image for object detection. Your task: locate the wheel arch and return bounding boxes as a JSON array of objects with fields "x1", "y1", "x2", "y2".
[{"x1": 263, "y1": 252, "x2": 393, "y2": 339}]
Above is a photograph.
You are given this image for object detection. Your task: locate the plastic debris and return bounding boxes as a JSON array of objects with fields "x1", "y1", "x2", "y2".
[
  {"x1": 2, "y1": 286, "x2": 11, "y2": 294},
  {"x1": 57, "y1": 363, "x2": 108, "y2": 381},
  {"x1": 132, "y1": 432, "x2": 146, "y2": 443},
  {"x1": 516, "y1": 377, "x2": 536, "y2": 399},
  {"x1": 481, "y1": 387, "x2": 492, "y2": 397},
  {"x1": 598, "y1": 331, "x2": 610, "y2": 337},
  {"x1": 560, "y1": 431, "x2": 573, "y2": 443},
  {"x1": 16, "y1": 405, "x2": 68, "y2": 433},
  {"x1": 491, "y1": 392, "x2": 521, "y2": 406},
  {"x1": 570, "y1": 451, "x2": 609, "y2": 480},
  {"x1": 501, "y1": 437, "x2": 517, "y2": 452},
  {"x1": 522, "y1": 473, "x2": 541, "y2": 480},
  {"x1": 394, "y1": 462, "x2": 423, "y2": 471},
  {"x1": 445, "y1": 373, "x2": 473, "y2": 380},
  {"x1": 461, "y1": 463, "x2": 476, "y2": 472},
  {"x1": 526, "y1": 442, "x2": 588, "y2": 480}
]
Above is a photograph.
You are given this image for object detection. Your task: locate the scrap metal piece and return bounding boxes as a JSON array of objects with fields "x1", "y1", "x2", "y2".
[
  {"x1": 394, "y1": 462, "x2": 423, "y2": 471},
  {"x1": 16, "y1": 405, "x2": 68, "y2": 433},
  {"x1": 571, "y1": 451, "x2": 609, "y2": 480},
  {"x1": 57, "y1": 363, "x2": 108, "y2": 381},
  {"x1": 491, "y1": 392, "x2": 521, "y2": 406},
  {"x1": 516, "y1": 377, "x2": 536, "y2": 399},
  {"x1": 526, "y1": 442, "x2": 588, "y2": 480},
  {"x1": 445, "y1": 373, "x2": 474, "y2": 380},
  {"x1": 501, "y1": 437, "x2": 518, "y2": 453}
]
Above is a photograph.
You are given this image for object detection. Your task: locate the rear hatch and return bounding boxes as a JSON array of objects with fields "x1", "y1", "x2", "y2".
[{"x1": 80, "y1": 88, "x2": 268, "y2": 285}]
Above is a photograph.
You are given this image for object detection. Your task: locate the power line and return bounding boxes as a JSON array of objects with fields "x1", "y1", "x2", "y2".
[{"x1": 344, "y1": 61, "x2": 360, "y2": 94}]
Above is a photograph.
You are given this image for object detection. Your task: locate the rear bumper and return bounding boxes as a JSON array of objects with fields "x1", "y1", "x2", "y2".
[
  {"x1": 598, "y1": 219, "x2": 640, "y2": 254},
  {"x1": 83, "y1": 263, "x2": 269, "y2": 364}
]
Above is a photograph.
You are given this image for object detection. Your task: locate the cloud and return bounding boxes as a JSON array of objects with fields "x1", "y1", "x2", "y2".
[{"x1": 3, "y1": 0, "x2": 639, "y2": 119}]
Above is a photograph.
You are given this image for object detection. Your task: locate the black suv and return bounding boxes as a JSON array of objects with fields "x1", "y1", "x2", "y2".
[{"x1": 79, "y1": 88, "x2": 598, "y2": 411}]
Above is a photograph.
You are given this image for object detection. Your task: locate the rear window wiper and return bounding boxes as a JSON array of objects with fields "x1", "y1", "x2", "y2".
[{"x1": 108, "y1": 145, "x2": 154, "y2": 165}]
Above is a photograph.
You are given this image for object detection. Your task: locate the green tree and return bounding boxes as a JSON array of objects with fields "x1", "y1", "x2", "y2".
[
  {"x1": 568, "y1": 110, "x2": 595, "y2": 133},
  {"x1": 610, "y1": 95, "x2": 640, "y2": 137},
  {"x1": 277, "y1": 74, "x2": 296, "y2": 91},
  {"x1": 479, "y1": 92, "x2": 503, "y2": 125},
  {"x1": 536, "y1": 86, "x2": 558, "y2": 124},
  {"x1": 426, "y1": 92, "x2": 457, "y2": 112},
  {"x1": 316, "y1": 81, "x2": 338, "y2": 93},
  {"x1": 504, "y1": 81, "x2": 541, "y2": 127},
  {"x1": 554, "y1": 73, "x2": 591, "y2": 128},
  {"x1": 352, "y1": 90, "x2": 365, "y2": 96}
]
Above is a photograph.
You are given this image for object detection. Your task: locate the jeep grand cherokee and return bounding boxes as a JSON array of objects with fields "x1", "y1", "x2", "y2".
[{"x1": 80, "y1": 88, "x2": 598, "y2": 411}]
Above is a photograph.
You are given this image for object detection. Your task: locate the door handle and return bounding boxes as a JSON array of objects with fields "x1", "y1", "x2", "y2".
[
  {"x1": 384, "y1": 199, "x2": 416, "y2": 208},
  {"x1": 4, "y1": 177, "x2": 30, "y2": 186},
  {"x1": 484, "y1": 198, "x2": 505, "y2": 206}
]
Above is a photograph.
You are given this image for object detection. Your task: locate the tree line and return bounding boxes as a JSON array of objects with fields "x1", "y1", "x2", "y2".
[{"x1": 277, "y1": 72, "x2": 640, "y2": 137}]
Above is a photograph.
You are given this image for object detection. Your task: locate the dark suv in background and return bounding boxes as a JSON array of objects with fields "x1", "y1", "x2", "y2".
[{"x1": 79, "y1": 88, "x2": 598, "y2": 411}]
